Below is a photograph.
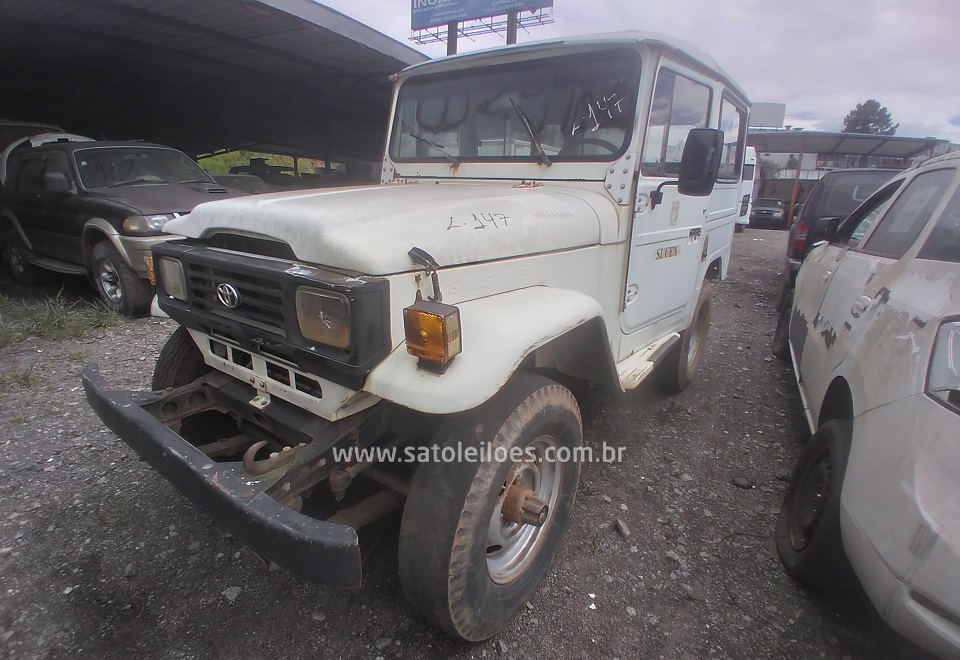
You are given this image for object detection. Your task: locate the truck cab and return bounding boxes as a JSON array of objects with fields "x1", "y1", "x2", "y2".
[{"x1": 84, "y1": 32, "x2": 751, "y2": 641}]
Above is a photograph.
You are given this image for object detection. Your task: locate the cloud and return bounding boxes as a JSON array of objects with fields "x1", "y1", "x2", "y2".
[{"x1": 318, "y1": 0, "x2": 960, "y2": 143}]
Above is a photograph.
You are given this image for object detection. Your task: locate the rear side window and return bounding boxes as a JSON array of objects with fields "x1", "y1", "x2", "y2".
[
  {"x1": 818, "y1": 172, "x2": 894, "y2": 219},
  {"x1": 16, "y1": 157, "x2": 45, "y2": 191},
  {"x1": 861, "y1": 168, "x2": 955, "y2": 258},
  {"x1": 717, "y1": 96, "x2": 746, "y2": 181},
  {"x1": 918, "y1": 184, "x2": 960, "y2": 263},
  {"x1": 641, "y1": 69, "x2": 711, "y2": 177}
]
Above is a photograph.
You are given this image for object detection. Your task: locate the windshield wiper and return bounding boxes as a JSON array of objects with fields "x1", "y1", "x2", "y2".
[
  {"x1": 408, "y1": 133, "x2": 460, "y2": 167},
  {"x1": 109, "y1": 177, "x2": 165, "y2": 187},
  {"x1": 509, "y1": 97, "x2": 552, "y2": 167}
]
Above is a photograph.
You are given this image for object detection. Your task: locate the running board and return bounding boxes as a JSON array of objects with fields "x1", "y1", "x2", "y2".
[
  {"x1": 29, "y1": 255, "x2": 86, "y2": 276},
  {"x1": 616, "y1": 332, "x2": 680, "y2": 390}
]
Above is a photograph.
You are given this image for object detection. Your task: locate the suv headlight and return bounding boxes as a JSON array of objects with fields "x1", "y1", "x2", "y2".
[
  {"x1": 296, "y1": 287, "x2": 351, "y2": 349},
  {"x1": 123, "y1": 214, "x2": 175, "y2": 234},
  {"x1": 157, "y1": 257, "x2": 187, "y2": 301},
  {"x1": 928, "y1": 321, "x2": 960, "y2": 412}
]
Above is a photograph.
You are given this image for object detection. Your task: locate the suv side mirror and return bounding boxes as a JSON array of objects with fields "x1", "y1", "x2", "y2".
[
  {"x1": 678, "y1": 128, "x2": 723, "y2": 197},
  {"x1": 44, "y1": 171, "x2": 73, "y2": 193},
  {"x1": 810, "y1": 216, "x2": 841, "y2": 244}
]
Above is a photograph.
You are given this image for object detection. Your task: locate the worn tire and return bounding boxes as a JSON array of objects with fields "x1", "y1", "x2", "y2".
[
  {"x1": 655, "y1": 279, "x2": 713, "y2": 393},
  {"x1": 776, "y1": 420, "x2": 854, "y2": 591},
  {"x1": 3, "y1": 228, "x2": 41, "y2": 285},
  {"x1": 772, "y1": 289, "x2": 793, "y2": 362},
  {"x1": 152, "y1": 326, "x2": 233, "y2": 443},
  {"x1": 398, "y1": 372, "x2": 582, "y2": 641},
  {"x1": 152, "y1": 326, "x2": 210, "y2": 390},
  {"x1": 91, "y1": 241, "x2": 151, "y2": 316}
]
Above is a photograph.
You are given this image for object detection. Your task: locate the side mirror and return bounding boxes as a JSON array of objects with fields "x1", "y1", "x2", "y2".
[
  {"x1": 678, "y1": 128, "x2": 723, "y2": 197},
  {"x1": 44, "y1": 171, "x2": 72, "y2": 193},
  {"x1": 810, "y1": 216, "x2": 841, "y2": 244}
]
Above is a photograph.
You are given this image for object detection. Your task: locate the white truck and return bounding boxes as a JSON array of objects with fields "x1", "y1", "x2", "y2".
[{"x1": 84, "y1": 32, "x2": 750, "y2": 640}]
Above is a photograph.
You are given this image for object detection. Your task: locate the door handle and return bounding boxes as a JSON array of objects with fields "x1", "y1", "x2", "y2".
[
  {"x1": 821, "y1": 270, "x2": 833, "y2": 281},
  {"x1": 851, "y1": 296, "x2": 872, "y2": 318}
]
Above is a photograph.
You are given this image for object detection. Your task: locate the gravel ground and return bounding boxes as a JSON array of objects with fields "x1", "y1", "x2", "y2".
[{"x1": 0, "y1": 230, "x2": 931, "y2": 659}]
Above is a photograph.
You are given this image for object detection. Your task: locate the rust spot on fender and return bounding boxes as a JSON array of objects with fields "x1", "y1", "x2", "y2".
[{"x1": 820, "y1": 325, "x2": 837, "y2": 349}]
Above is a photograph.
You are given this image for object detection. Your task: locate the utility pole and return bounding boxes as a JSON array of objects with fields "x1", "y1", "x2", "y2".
[
  {"x1": 506, "y1": 11, "x2": 518, "y2": 45},
  {"x1": 446, "y1": 21, "x2": 457, "y2": 55}
]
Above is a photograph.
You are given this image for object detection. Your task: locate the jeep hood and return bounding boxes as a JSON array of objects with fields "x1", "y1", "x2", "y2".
[
  {"x1": 91, "y1": 181, "x2": 247, "y2": 216},
  {"x1": 164, "y1": 183, "x2": 615, "y2": 275}
]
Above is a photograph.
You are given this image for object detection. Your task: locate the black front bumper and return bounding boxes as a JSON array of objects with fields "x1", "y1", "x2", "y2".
[{"x1": 82, "y1": 364, "x2": 363, "y2": 587}]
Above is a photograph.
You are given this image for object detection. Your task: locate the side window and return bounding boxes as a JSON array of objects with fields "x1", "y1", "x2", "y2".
[
  {"x1": 5, "y1": 153, "x2": 24, "y2": 187},
  {"x1": 917, "y1": 184, "x2": 960, "y2": 263},
  {"x1": 17, "y1": 157, "x2": 45, "y2": 191},
  {"x1": 43, "y1": 152, "x2": 73, "y2": 190},
  {"x1": 842, "y1": 181, "x2": 902, "y2": 246},
  {"x1": 717, "y1": 96, "x2": 745, "y2": 180},
  {"x1": 861, "y1": 169, "x2": 955, "y2": 258},
  {"x1": 641, "y1": 69, "x2": 711, "y2": 177}
]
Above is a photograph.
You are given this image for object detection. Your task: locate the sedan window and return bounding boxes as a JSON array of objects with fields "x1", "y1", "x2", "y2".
[
  {"x1": 861, "y1": 168, "x2": 955, "y2": 258},
  {"x1": 917, "y1": 185, "x2": 960, "y2": 263}
]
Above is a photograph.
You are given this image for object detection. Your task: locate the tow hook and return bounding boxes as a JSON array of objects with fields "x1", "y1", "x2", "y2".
[{"x1": 242, "y1": 441, "x2": 303, "y2": 476}]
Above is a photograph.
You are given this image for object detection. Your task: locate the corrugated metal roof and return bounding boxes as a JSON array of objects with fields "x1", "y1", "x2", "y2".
[
  {"x1": 0, "y1": 0, "x2": 428, "y2": 161},
  {"x1": 748, "y1": 130, "x2": 945, "y2": 160}
]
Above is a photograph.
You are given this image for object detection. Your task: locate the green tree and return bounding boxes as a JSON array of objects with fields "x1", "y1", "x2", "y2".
[
  {"x1": 759, "y1": 158, "x2": 782, "y2": 180},
  {"x1": 842, "y1": 99, "x2": 898, "y2": 135}
]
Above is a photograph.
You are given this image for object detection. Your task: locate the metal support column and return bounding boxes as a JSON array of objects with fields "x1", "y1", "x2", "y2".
[
  {"x1": 506, "y1": 11, "x2": 518, "y2": 45},
  {"x1": 447, "y1": 21, "x2": 458, "y2": 56}
]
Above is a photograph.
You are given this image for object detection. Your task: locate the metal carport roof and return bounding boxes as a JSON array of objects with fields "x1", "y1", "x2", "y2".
[
  {"x1": 748, "y1": 129, "x2": 945, "y2": 160},
  {"x1": 0, "y1": 0, "x2": 428, "y2": 161}
]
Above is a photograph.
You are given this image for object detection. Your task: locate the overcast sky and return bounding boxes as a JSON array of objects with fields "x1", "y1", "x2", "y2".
[{"x1": 318, "y1": 0, "x2": 960, "y2": 144}]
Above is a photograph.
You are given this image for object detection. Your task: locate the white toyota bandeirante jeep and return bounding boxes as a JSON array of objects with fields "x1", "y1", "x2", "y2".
[{"x1": 84, "y1": 32, "x2": 750, "y2": 640}]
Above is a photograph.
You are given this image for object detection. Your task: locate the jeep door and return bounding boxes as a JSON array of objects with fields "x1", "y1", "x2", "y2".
[
  {"x1": 621, "y1": 65, "x2": 713, "y2": 338},
  {"x1": 795, "y1": 167, "x2": 956, "y2": 423}
]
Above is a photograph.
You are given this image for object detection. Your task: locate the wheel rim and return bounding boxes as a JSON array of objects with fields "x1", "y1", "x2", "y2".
[
  {"x1": 486, "y1": 435, "x2": 562, "y2": 584},
  {"x1": 786, "y1": 446, "x2": 833, "y2": 551},
  {"x1": 98, "y1": 260, "x2": 123, "y2": 303},
  {"x1": 8, "y1": 245, "x2": 26, "y2": 276}
]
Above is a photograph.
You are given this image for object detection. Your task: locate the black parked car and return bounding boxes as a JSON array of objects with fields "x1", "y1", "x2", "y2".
[
  {"x1": 749, "y1": 197, "x2": 785, "y2": 228},
  {"x1": 0, "y1": 141, "x2": 246, "y2": 314}
]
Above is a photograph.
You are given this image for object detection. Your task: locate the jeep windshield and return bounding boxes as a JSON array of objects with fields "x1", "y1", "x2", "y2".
[
  {"x1": 74, "y1": 146, "x2": 214, "y2": 189},
  {"x1": 390, "y1": 48, "x2": 641, "y2": 164}
]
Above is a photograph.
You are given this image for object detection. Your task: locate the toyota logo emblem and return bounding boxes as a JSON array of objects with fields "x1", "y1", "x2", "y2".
[{"x1": 216, "y1": 283, "x2": 241, "y2": 309}]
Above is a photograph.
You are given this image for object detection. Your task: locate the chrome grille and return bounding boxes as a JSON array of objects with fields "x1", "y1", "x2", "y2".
[{"x1": 186, "y1": 263, "x2": 286, "y2": 337}]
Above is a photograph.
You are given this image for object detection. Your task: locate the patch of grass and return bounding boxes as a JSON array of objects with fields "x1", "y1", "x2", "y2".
[{"x1": 0, "y1": 292, "x2": 126, "y2": 350}]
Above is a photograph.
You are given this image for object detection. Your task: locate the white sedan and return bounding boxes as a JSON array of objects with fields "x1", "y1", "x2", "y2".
[{"x1": 777, "y1": 151, "x2": 960, "y2": 658}]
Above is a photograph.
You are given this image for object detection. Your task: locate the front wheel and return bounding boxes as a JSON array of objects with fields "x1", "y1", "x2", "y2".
[
  {"x1": 776, "y1": 420, "x2": 853, "y2": 590},
  {"x1": 655, "y1": 279, "x2": 713, "y2": 393},
  {"x1": 398, "y1": 373, "x2": 582, "y2": 641},
  {"x1": 91, "y1": 242, "x2": 151, "y2": 316}
]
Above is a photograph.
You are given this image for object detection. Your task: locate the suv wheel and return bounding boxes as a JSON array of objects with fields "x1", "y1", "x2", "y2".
[
  {"x1": 91, "y1": 242, "x2": 151, "y2": 316},
  {"x1": 398, "y1": 373, "x2": 582, "y2": 641},
  {"x1": 772, "y1": 289, "x2": 793, "y2": 361},
  {"x1": 4, "y1": 230, "x2": 41, "y2": 285}
]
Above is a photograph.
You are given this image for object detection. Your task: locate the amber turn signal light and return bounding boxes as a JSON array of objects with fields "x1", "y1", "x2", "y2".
[{"x1": 403, "y1": 299, "x2": 462, "y2": 370}]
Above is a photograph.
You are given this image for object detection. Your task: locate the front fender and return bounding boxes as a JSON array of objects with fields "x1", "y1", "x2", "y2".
[{"x1": 363, "y1": 286, "x2": 607, "y2": 415}]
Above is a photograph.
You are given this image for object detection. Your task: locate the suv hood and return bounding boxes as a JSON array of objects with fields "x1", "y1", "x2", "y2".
[
  {"x1": 91, "y1": 181, "x2": 246, "y2": 215},
  {"x1": 165, "y1": 183, "x2": 613, "y2": 275}
]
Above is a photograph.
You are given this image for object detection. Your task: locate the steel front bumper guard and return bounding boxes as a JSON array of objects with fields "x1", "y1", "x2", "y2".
[{"x1": 81, "y1": 364, "x2": 387, "y2": 588}]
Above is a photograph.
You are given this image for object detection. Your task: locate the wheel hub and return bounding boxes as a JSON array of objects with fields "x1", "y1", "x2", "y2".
[{"x1": 99, "y1": 261, "x2": 123, "y2": 303}]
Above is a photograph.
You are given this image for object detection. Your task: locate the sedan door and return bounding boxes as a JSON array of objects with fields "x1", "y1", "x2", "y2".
[{"x1": 796, "y1": 167, "x2": 957, "y2": 424}]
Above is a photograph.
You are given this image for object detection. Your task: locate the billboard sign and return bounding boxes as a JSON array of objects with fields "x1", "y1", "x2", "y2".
[{"x1": 411, "y1": 0, "x2": 552, "y2": 31}]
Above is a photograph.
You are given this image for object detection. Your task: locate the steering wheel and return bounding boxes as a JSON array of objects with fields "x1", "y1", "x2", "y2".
[{"x1": 558, "y1": 136, "x2": 620, "y2": 157}]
